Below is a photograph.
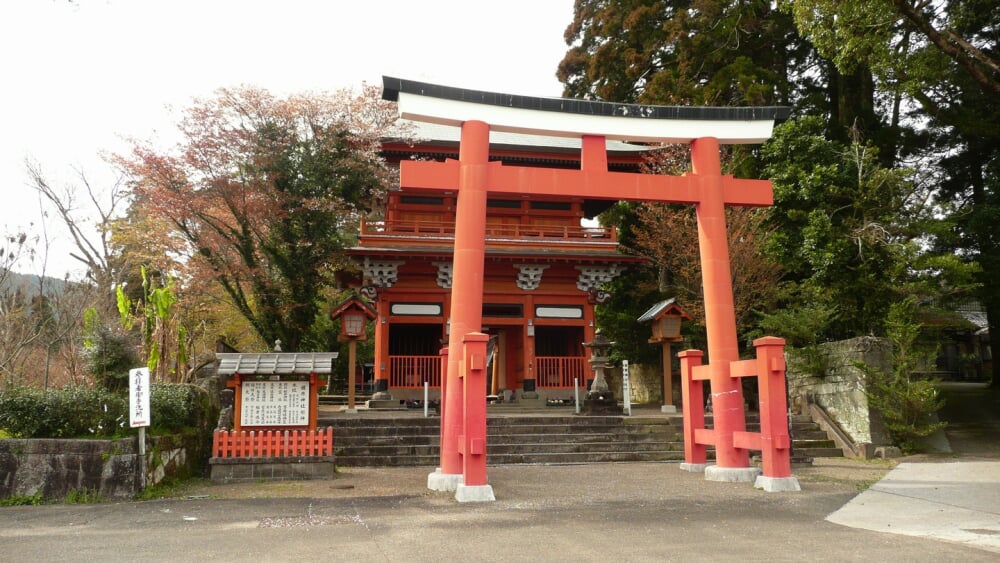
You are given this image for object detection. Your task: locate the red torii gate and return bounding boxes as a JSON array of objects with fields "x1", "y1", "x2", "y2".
[{"x1": 382, "y1": 77, "x2": 799, "y2": 501}]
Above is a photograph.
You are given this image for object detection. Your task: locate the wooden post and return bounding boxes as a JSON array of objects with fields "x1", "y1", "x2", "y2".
[{"x1": 348, "y1": 339, "x2": 357, "y2": 410}]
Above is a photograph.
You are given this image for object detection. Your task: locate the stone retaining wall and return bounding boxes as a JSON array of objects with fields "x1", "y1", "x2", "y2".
[
  {"x1": 0, "y1": 433, "x2": 201, "y2": 500},
  {"x1": 786, "y1": 336, "x2": 891, "y2": 447}
]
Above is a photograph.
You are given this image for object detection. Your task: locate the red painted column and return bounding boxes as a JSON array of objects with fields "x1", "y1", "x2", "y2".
[
  {"x1": 440, "y1": 120, "x2": 490, "y2": 476},
  {"x1": 438, "y1": 345, "x2": 448, "y2": 452},
  {"x1": 690, "y1": 137, "x2": 748, "y2": 469},
  {"x1": 373, "y1": 297, "x2": 388, "y2": 392},
  {"x1": 461, "y1": 332, "x2": 490, "y2": 485},
  {"x1": 678, "y1": 349, "x2": 706, "y2": 465},
  {"x1": 754, "y1": 336, "x2": 792, "y2": 478}
]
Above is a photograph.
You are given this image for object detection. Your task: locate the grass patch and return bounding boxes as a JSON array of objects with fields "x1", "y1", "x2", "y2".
[
  {"x1": 1, "y1": 492, "x2": 45, "y2": 506},
  {"x1": 855, "y1": 478, "x2": 880, "y2": 492},
  {"x1": 136, "y1": 477, "x2": 216, "y2": 501},
  {"x1": 64, "y1": 488, "x2": 103, "y2": 504}
]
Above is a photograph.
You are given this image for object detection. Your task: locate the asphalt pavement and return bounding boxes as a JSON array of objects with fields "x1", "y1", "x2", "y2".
[{"x1": 1, "y1": 381, "x2": 998, "y2": 562}]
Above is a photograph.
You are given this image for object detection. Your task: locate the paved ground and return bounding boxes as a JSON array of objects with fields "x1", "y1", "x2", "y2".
[
  {"x1": 1, "y1": 381, "x2": 998, "y2": 562},
  {"x1": 825, "y1": 381, "x2": 1000, "y2": 554}
]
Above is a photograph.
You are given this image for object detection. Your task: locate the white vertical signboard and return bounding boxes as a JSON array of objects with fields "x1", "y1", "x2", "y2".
[
  {"x1": 622, "y1": 360, "x2": 632, "y2": 416},
  {"x1": 129, "y1": 367, "x2": 151, "y2": 428},
  {"x1": 129, "y1": 367, "x2": 151, "y2": 463}
]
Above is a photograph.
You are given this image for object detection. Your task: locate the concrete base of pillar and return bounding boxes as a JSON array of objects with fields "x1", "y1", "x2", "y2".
[
  {"x1": 455, "y1": 484, "x2": 496, "y2": 503},
  {"x1": 341, "y1": 408, "x2": 358, "y2": 414},
  {"x1": 679, "y1": 462, "x2": 707, "y2": 473},
  {"x1": 427, "y1": 468, "x2": 463, "y2": 492},
  {"x1": 660, "y1": 405, "x2": 677, "y2": 414},
  {"x1": 704, "y1": 465, "x2": 762, "y2": 483},
  {"x1": 754, "y1": 475, "x2": 801, "y2": 492}
]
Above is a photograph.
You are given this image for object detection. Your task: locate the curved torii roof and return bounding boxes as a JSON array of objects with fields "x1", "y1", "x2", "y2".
[{"x1": 382, "y1": 76, "x2": 790, "y2": 145}]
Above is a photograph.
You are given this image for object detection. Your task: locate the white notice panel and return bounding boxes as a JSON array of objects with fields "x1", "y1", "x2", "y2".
[
  {"x1": 129, "y1": 367, "x2": 150, "y2": 428},
  {"x1": 241, "y1": 381, "x2": 310, "y2": 426}
]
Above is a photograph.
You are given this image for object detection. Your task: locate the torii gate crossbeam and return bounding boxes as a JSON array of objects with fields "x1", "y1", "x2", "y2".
[{"x1": 382, "y1": 77, "x2": 795, "y2": 501}]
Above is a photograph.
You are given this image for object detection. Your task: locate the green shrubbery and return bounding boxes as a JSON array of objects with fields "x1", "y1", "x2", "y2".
[
  {"x1": 857, "y1": 298, "x2": 946, "y2": 453},
  {"x1": 0, "y1": 384, "x2": 210, "y2": 439}
]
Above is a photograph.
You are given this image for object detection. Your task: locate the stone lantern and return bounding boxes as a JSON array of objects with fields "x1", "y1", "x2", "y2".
[{"x1": 580, "y1": 330, "x2": 621, "y2": 415}]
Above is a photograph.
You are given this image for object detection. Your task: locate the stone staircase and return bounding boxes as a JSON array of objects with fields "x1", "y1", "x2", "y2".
[
  {"x1": 326, "y1": 414, "x2": 685, "y2": 467},
  {"x1": 788, "y1": 414, "x2": 844, "y2": 459},
  {"x1": 323, "y1": 410, "x2": 843, "y2": 467}
]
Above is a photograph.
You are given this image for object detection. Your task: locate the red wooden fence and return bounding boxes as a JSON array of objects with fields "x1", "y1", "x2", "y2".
[{"x1": 212, "y1": 427, "x2": 334, "y2": 458}]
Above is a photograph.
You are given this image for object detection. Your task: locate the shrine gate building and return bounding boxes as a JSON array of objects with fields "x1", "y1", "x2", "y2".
[{"x1": 350, "y1": 122, "x2": 649, "y2": 402}]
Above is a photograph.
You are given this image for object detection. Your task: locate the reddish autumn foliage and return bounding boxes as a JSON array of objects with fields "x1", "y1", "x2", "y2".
[{"x1": 117, "y1": 84, "x2": 402, "y2": 351}]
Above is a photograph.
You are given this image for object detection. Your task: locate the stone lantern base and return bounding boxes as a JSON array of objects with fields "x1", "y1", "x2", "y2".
[{"x1": 580, "y1": 391, "x2": 621, "y2": 415}]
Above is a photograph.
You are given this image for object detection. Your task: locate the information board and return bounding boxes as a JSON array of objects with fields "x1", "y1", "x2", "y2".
[
  {"x1": 129, "y1": 367, "x2": 150, "y2": 428},
  {"x1": 241, "y1": 380, "x2": 310, "y2": 426}
]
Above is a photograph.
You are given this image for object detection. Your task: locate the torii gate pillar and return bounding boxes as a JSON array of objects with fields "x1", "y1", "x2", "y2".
[{"x1": 690, "y1": 137, "x2": 754, "y2": 480}]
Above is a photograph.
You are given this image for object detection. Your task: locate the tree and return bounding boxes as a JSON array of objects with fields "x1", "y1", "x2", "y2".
[
  {"x1": 786, "y1": 0, "x2": 1000, "y2": 384},
  {"x1": 859, "y1": 297, "x2": 946, "y2": 453},
  {"x1": 0, "y1": 231, "x2": 39, "y2": 386},
  {"x1": 559, "y1": 0, "x2": 802, "y2": 106},
  {"x1": 629, "y1": 204, "x2": 782, "y2": 335},
  {"x1": 760, "y1": 116, "x2": 932, "y2": 338},
  {"x1": 26, "y1": 162, "x2": 129, "y2": 311},
  {"x1": 119, "y1": 85, "x2": 401, "y2": 352}
]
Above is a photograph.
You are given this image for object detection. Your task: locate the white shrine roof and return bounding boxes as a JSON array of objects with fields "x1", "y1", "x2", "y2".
[
  {"x1": 216, "y1": 353, "x2": 339, "y2": 375},
  {"x1": 383, "y1": 76, "x2": 790, "y2": 145}
]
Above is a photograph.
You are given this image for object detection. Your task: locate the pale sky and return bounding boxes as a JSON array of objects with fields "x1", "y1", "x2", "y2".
[{"x1": 0, "y1": 0, "x2": 574, "y2": 279}]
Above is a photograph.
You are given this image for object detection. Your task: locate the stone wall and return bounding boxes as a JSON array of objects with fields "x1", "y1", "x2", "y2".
[
  {"x1": 0, "y1": 433, "x2": 201, "y2": 500},
  {"x1": 608, "y1": 363, "x2": 666, "y2": 405},
  {"x1": 786, "y1": 336, "x2": 891, "y2": 447}
]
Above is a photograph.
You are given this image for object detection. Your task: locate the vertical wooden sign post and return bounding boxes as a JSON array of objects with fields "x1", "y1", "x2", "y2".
[{"x1": 129, "y1": 366, "x2": 151, "y2": 490}]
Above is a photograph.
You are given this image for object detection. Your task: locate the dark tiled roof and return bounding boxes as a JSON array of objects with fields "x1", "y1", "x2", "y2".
[{"x1": 383, "y1": 76, "x2": 791, "y2": 123}]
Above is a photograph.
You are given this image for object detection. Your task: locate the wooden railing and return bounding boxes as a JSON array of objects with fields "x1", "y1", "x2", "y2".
[
  {"x1": 535, "y1": 356, "x2": 589, "y2": 388},
  {"x1": 212, "y1": 427, "x2": 334, "y2": 458},
  {"x1": 388, "y1": 355, "x2": 442, "y2": 388},
  {"x1": 361, "y1": 219, "x2": 616, "y2": 243}
]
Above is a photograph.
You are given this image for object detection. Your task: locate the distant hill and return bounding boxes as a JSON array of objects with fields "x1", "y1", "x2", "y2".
[{"x1": 0, "y1": 271, "x2": 73, "y2": 297}]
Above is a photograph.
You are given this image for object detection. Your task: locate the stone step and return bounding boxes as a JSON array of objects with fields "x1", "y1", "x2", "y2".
[
  {"x1": 326, "y1": 411, "x2": 846, "y2": 466},
  {"x1": 794, "y1": 447, "x2": 844, "y2": 458},
  {"x1": 792, "y1": 430, "x2": 830, "y2": 441},
  {"x1": 335, "y1": 450, "x2": 686, "y2": 467}
]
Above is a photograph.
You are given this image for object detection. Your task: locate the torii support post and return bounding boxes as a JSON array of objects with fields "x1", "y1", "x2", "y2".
[
  {"x1": 427, "y1": 120, "x2": 491, "y2": 494},
  {"x1": 455, "y1": 332, "x2": 494, "y2": 502},
  {"x1": 678, "y1": 349, "x2": 707, "y2": 471}
]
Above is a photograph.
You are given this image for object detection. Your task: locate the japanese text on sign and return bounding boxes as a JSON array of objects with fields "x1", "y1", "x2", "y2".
[
  {"x1": 241, "y1": 381, "x2": 310, "y2": 426},
  {"x1": 129, "y1": 367, "x2": 150, "y2": 428}
]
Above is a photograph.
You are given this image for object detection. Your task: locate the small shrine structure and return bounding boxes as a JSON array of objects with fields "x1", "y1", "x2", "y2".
[{"x1": 209, "y1": 352, "x2": 338, "y2": 483}]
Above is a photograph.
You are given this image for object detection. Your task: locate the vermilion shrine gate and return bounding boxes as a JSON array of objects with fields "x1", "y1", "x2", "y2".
[{"x1": 382, "y1": 77, "x2": 800, "y2": 501}]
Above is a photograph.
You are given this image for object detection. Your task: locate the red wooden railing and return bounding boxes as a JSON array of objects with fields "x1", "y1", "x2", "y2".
[
  {"x1": 389, "y1": 355, "x2": 442, "y2": 388},
  {"x1": 361, "y1": 219, "x2": 616, "y2": 243},
  {"x1": 385, "y1": 355, "x2": 587, "y2": 389},
  {"x1": 212, "y1": 427, "x2": 334, "y2": 458},
  {"x1": 535, "y1": 356, "x2": 588, "y2": 388}
]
